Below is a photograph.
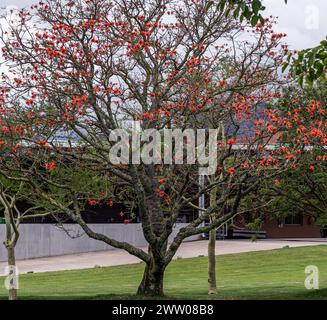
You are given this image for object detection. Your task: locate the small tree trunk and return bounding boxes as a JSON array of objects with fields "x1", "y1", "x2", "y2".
[
  {"x1": 208, "y1": 185, "x2": 218, "y2": 294},
  {"x1": 208, "y1": 225, "x2": 217, "y2": 294},
  {"x1": 3, "y1": 208, "x2": 19, "y2": 301},
  {"x1": 7, "y1": 246, "x2": 18, "y2": 300}
]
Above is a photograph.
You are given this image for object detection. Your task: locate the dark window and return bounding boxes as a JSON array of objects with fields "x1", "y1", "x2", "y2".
[{"x1": 285, "y1": 214, "x2": 303, "y2": 226}]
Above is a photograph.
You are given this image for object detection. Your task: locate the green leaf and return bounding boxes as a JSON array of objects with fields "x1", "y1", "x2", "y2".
[
  {"x1": 251, "y1": 15, "x2": 259, "y2": 27},
  {"x1": 233, "y1": 3, "x2": 241, "y2": 18},
  {"x1": 306, "y1": 70, "x2": 316, "y2": 86},
  {"x1": 282, "y1": 62, "x2": 288, "y2": 73},
  {"x1": 225, "y1": 6, "x2": 232, "y2": 17},
  {"x1": 315, "y1": 62, "x2": 324, "y2": 78},
  {"x1": 205, "y1": 0, "x2": 214, "y2": 12},
  {"x1": 243, "y1": 6, "x2": 252, "y2": 20},
  {"x1": 308, "y1": 51, "x2": 316, "y2": 67},
  {"x1": 297, "y1": 74, "x2": 304, "y2": 87},
  {"x1": 259, "y1": 16, "x2": 265, "y2": 25},
  {"x1": 252, "y1": 0, "x2": 262, "y2": 15},
  {"x1": 219, "y1": 1, "x2": 226, "y2": 12}
]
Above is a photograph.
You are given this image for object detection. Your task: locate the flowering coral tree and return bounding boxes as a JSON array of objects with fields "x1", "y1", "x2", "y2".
[{"x1": 0, "y1": 0, "x2": 325, "y2": 297}]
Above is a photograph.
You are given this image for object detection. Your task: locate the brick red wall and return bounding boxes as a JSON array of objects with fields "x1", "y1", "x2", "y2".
[{"x1": 262, "y1": 216, "x2": 321, "y2": 238}]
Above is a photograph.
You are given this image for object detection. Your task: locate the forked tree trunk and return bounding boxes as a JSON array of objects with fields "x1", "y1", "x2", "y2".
[
  {"x1": 3, "y1": 208, "x2": 19, "y2": 301},
  {"x1": 6, "y1": 246, "x2": 18, "y2": 300},
  {"x1": 208, "y1": 186, "x2": 217, "y2": 294}
]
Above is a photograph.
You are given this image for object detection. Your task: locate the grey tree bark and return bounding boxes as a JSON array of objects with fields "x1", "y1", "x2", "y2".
[{"x1": 208, "y1": 187, "x2": 217, "y2": 294}]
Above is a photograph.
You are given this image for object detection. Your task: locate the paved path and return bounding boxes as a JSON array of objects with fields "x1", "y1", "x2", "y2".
[{"x1": 0, "y1": 239, "x2": 326, "y2": 276}]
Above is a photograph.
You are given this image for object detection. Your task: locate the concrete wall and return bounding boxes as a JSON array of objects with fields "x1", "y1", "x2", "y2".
[{"x1": 0, "y1": 224, "x2": 199, "y2": 261}]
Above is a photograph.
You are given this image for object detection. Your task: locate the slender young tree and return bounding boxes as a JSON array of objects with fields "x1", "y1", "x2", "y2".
[
  {"x1": 0, "y1": 183, "x2": 20, "y2": 301},
  {"x1": 0, "y1": 178, "x2": 55, "y2": 300}
]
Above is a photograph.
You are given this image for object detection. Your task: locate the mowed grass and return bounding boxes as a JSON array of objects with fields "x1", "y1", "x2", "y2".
[{"x1": 1, "y1": 245, "x2": 327, "y2": 300}]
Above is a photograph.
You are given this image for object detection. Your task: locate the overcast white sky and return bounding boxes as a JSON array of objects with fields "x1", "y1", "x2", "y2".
[
  {"x1": 264, "y1": 0, "x2": 326, "y2": 50},
  {"x1": 0, "y1": 0, "x2": 326, "y2": 50}
]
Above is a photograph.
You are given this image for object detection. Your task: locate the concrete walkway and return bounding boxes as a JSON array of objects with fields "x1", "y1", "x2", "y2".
[{"x1": 0, "y1": 239, "x2": 326, "y2": 276}]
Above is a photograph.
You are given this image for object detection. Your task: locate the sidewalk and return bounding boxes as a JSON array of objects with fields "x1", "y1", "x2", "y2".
[{"x1": 0, "y1": 239, "x2": 326, "y2": 276}]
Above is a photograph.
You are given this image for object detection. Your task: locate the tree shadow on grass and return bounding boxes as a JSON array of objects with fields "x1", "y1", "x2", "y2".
[
  {"x1": 2, "y1": 287, "x2": 327, "y2": 300},
  {"x1": 290, "y1": 288, "x2": 327, "y2": 300},
  {"x1": 0, "y1": 294, "x2": 177, "y2": 300}
]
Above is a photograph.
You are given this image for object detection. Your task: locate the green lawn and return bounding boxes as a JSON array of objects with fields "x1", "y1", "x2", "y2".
[{"x1": 1, "y1": 245, "x2": 327, "y2": 300}]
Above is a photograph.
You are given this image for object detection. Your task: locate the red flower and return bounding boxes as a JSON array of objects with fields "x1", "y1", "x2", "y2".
[
  {"x1": 255, "y1": 119, "x2": 264, "y2": 127},
  {"x1": 228, "y1": 167, "x2": 235, "y2": 177},
  {"x1": 157, "y1": 178, "x2": 166, "y2": 185},
  {"x1": 39, "y1": 140, "x2": 47, "y2": 146},
  {"x1": 88, "y1": 199, "x2": 97, "y2": 206},
  {"x1": 156, "y1": 189, "x2": 165, "y2": 197},
  {"x1": 1, "y1": 126, "x2": 9, "y2": 134},
  {"x1": 242, "y1": 162, "x2": 249, "y2": 168},
  {"x1": 227, "y1": 138, "x2": 236, "y2": 145},
  {"x1": 284, "y1": 154, "x2": 295, "y2": 160},
  {"x1": 107, "y1": 200, "x2": 113, "y2": 207},
  {"x1": 14, "y1": 78, "x2": 22, "y2": 84},
  {"x1": 309, "y1": 166, "x2": 315, "y2": 171},
  {"x1": 164, "y1": 195, "x2": 171, "y2": 202},
  {"x1": 45, "y1": 162, "x2": 56, "y2": 171}
]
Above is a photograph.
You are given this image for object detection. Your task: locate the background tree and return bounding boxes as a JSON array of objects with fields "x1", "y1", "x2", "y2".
[
  {"x1": 248, "y1": 81, "x2": 327, "y2": 231},
  {"x1": 216, "y1": 0, "x2": 327, "y2": 86},
  {"x1": 285, "y1": 38, "x2": 327, "y2": 87},
  {"x1": 194, "y1": 29, "x2": 290, "y2": 293},
  {"x1": 0, "y1": 178, "x2": 55, "y2": 300},
  {"x1": 0, "y1": 180, "x2": 21, "y2": 301}
]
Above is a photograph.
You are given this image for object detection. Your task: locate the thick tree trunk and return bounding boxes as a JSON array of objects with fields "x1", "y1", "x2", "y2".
[
  {"x1": 137, "y1": 245, "x2": 166, "y2": 297},
  {"x1": 137, "y1": 261, "x2": 165, "y2": 297},
  {"x1": 7, "y1": 246, "x2": 18, "y2": 300}
]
